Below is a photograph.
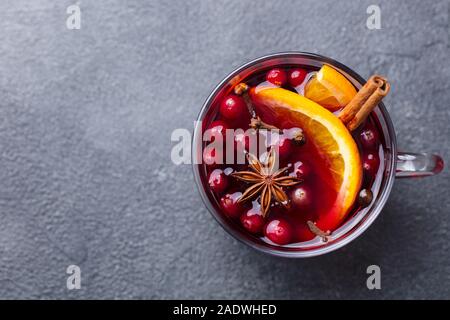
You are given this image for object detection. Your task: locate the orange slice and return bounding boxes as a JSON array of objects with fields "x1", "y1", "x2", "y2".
[
  {"x1": 250, "y1": 87, "x2": 362, "y2": 231},
  {"x1": 304, "y1": 65, "x2": 357, "y2": 111}
]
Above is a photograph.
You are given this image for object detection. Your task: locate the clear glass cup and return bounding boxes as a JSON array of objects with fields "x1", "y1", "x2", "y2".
[{"x1": 192, "y1": 52, "x2": 444, "y2": 257}]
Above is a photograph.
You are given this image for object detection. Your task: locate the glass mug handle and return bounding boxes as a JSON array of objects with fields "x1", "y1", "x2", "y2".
[{"x1": 396, "y1": 151, "x2": 444, "y2": 178}]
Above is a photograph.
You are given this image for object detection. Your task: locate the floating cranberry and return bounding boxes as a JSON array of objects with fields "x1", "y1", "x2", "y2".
[
  {"x1": 290, "y1": 185, "x2": 313, "y2": 211},
  {"x1": 208, "y1": 120, "x2": 229, "y2": 142},
  {"x1": 291, "y1": 161, "x2": 311, "y2": 179},
  {"x1": 362, "y1": 152, "x2": 380, "y2": 176},
  {"x1": 240, "y1": 206, "x2": 265, "y2": 234},
  {"x1": 264, "y1": 219, "x2": 292, "y2": 245},
  {"x1": 288, "y1": 68, "x2": 307, "y2": 87},
  {"x1": 208, "y1": 169, "x2": 228, "y2": 194},
  {"x1": 266, "y1": 68, "x2": 287, "y2": 86},
  {"x1": 220, "y1": 192, "x2": 243, "y2": 219},
  {"x1": 360, "y1": 126, "x2": 379, "y2": 150},
  {"x1": 220, "y1": 95, "x2": 247, "y2": 121}
]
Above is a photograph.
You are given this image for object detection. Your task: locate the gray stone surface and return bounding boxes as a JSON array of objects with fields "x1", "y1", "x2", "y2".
[{"x1": 0, "y1": 0, "x2": 449, "y2": 299}]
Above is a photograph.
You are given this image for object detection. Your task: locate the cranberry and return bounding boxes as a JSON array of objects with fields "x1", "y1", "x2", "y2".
[
  {"x1": 291, "y1": 161, "x2": 311, "y2": 179},
  {"x1": 220, "y1": 192, "x2": 243, "y2": 219},
  {"x1": 220, "y1": 95, "x2": 247, "y2": 121},
  {"x1": 360, "y1": 126, "x2": 379, "y2": 150},
  {"x1": 290, "y1": 185, "x2": 313, "y2": 211},
  {"x1": 203, "y1": 146, "x2": 223, "y2": 166},
  {"x1": 288, "y1": 68, "x2": 307, "y2": 87},
  {"x1": 266, "y1": 68, "x2": 287, "y2": 86},
  {"x1": 264, "y1": 219, "x2": 292, "y2": 245},
  {"x1": 208, "y1": 120, "x2": 229, "y2": 142},
  {"x1": 363, "y1": 152, "x2": 380, "y2": 176},
  {"x1": 208, "y1": 169, "x2": 228, "y2": 194},
  {"x1": 240, "y1": 206, "x2": 265, "y2": 234}
]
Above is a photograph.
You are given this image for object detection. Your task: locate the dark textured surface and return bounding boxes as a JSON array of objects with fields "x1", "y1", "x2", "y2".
[{"x1": 0, "y1": 0, "x2": 449, "y2": 299}]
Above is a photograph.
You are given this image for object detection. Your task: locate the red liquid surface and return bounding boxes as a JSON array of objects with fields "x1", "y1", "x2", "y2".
[{"x1": 199, "y1": 65, "x2": 385, "y2": 247}]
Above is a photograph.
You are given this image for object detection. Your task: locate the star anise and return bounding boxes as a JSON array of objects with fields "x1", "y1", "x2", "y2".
[{"x1": 231, "y1": 148, "x2": 302, "y2": 217}]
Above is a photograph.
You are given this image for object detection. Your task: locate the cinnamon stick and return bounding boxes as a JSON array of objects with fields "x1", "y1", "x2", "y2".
[
  {"x1": 338, "y1": 75, "x2": 390, "y2": 131},
  {"x1": 347, "y1": 81, "x2": 390, "y2": 131}
]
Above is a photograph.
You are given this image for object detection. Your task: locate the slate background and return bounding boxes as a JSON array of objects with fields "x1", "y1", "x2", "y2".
[{"x1": 0, "y1": 0, "x2": 449, "y2": 299}]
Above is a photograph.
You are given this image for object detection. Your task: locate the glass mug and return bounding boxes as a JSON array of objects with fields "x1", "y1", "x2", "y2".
[{"x1": 192, "y1": 52, "x2": 444, "y2": 257}]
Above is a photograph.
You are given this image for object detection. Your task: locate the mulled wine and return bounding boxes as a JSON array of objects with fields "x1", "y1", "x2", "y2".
[{"x1": 197, "y1": 63, "x2": 388, "y2": 247}]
